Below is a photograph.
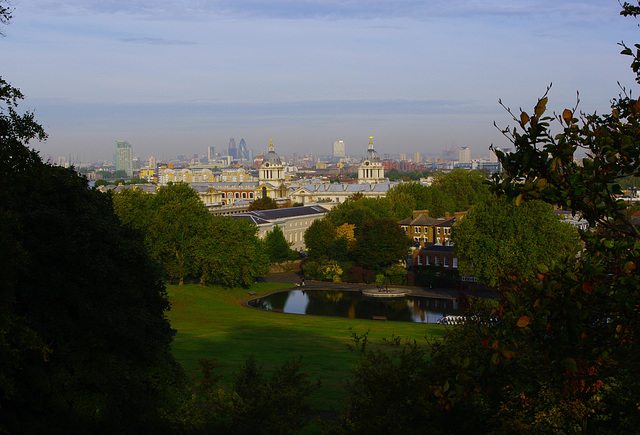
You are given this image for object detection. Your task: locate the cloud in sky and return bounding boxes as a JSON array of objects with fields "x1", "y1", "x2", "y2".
[{"x1": 3, "y1": 0, "x2": 639, "y2": 162}]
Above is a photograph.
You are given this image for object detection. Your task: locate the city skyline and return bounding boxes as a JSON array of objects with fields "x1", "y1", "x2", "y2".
[{"x1": 3, "y1": 1, "x2": 637, "y2": 162}]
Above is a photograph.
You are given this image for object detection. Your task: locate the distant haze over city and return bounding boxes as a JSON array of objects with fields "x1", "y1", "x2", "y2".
[{"x1": 3, "y1": 0, "x2": 637, "y2": 163}]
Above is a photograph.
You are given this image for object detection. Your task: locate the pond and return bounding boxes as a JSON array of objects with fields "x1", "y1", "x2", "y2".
[{"x1": 247, "y1": 289, "x2": 462, "y2": 324}]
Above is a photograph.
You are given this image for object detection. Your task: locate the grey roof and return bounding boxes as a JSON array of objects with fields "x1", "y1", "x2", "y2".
[
  {"x1": 233, "y1": 205, "x2": 329, "y2": 224},
  {"x1": 297, "y1": 181, "x2": 396, "y2": 194},
  {"x1": 362, "y1": 144, "x2": 381, "y2": 163},
  {"x1": 189, "y1": 181, "x2": 258, "y2": 190},
  {"x1": 434, "y1": 218, "x2": 456, "y2": 227},
  {"x1": 262, "y1": 147, "x2": 282, "y2": 165},
  {"x1": 410, "y1": 215, "x2": 441, "y2": 226},
  {"x1": 418, "y1": 243, "x2": 454, "y2": 253}
]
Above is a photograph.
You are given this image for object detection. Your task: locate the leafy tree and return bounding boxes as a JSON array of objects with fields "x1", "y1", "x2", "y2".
[
  {"x1": 264, "y1": 225, "x2": 298, "y2": 263},
  {"x1": 423, "y1": 4, "x2": 640, "y2": 431},
  {"x1": 197, "y1": 216, "x2": 269, "y2": 287},
  {"x1": 453, "y1": 196, "x2": 580, "y2": 287},
  {"x1": 354, "y1": 218, "x2": 413, "y2": 273},
  {"x1": 326, "y1": 196, "x2": 398, "y2": 234},
  {"x1": 432, "y1": 169, "x2": 491, "y2": 211},
  {"x1": 0, "y1": 76, "x2": 182, "y2": 433},
  {"x1": 0, "y1": 0, "x2": 11, "y2": 37},
  {"x1": 387, "y1": 182, "x2": 456, "y2": 218},
  {"x1": 150, "y1": 182, "x2": 211, "y2": 285},
  {"x1": 304, "y1": 218, "x2": 337, "y2": 260},
  {"x1": 249, "y1": 196, "x2": 278, "y2": 210},
  {"x1": 111, "y1": 185, "x2": 153, "y2": 229},
  {"x1": 113, "y1": 185, "x2": 269, "y2": 287}
]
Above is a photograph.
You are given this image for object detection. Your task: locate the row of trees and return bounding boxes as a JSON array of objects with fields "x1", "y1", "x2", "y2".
[{"x1": 112, "y1": 183, "x2": 270, "y2": 286}]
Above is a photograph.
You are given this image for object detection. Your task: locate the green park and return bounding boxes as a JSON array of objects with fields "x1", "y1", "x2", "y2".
[
  {"x1": 166, "y1": 281, "x2": 446, "y2": 414},
  {"x1": 4, "y1": 2, "x2": 640, "y2": 433}
]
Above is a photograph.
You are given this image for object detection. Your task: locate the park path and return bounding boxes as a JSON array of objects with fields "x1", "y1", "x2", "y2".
[{"x1": 259, "y1": 272, "x2": 496, "y2": 300}]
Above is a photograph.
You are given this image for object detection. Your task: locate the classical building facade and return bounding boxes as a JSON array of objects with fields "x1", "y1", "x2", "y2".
[
  {"x1": 154, "y1": 138, "x2": 397, "y2": 209},
  {"x1": 233, "y1": 205, "x2": 330, "y2": 251},
  {"x1": 357, "y1": 137, "x2": 386, "y2": 184}
]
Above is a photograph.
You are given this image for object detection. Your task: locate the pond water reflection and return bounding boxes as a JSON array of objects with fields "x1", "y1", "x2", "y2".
[{"x1": 247, "y1": 289, "x2": 461, "y2": 324}]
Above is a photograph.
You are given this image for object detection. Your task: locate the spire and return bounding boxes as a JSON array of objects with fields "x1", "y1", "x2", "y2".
[
  {"x1": 369, "y1": 136, "x2": 374, "y2": 150},
  {"x1": 269, "y1": 138, "x2": 274, "y2": 153}
]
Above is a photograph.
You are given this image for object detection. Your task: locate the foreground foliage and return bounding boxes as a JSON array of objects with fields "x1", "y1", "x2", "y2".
[
  {"x1": 170, "y1": 357, "x2": 318, "y2": 434},
  {"x1": 0, "y1": 75, "x2": 183, "y2": 433},
  {"x1": 339, "y1": 4, "x2": 640, "y2": 432}
]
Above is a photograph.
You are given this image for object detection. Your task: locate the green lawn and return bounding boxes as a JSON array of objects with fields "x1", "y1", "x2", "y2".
[{"x1": 166, "y1": 280, "x2": 448, "y2": 413}]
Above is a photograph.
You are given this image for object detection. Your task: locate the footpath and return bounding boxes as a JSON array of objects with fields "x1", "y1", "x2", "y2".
[{"x1": 259, "y1": 273, "x2": 496, "y2": 300}]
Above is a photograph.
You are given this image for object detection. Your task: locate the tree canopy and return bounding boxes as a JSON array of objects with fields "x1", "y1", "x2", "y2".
[
  {"x1": 113, "y1": 183, "x2": 269, "y2": 286},
  {"x1": 264, "y1": 225, "x2": 299, "y2": 263},
  {"x1": 453, "y1": 196, "x2": 581, "y2": 287},
  {"x1": 0, "y1": 76, "x2": 182, "y2": 433}
]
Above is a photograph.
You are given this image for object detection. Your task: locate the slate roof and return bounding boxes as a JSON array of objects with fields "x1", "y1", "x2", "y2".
[
  {"x1": 398, "y1": 214, "x2": 441, "y2": 226},
  {"x1": 297, "y1": 181, "x2": 398, "y2": 194},
  {"x1": 189, "y1": 181, "x2": 259, "y2": 190},
  {"x1": 232, "y1": 205, "x2": 330, "y2": 224}
]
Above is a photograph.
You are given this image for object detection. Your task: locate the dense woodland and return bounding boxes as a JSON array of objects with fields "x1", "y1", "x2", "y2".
[{"x1": 3, "y1": 2, "x2": 640, "y2": 433}]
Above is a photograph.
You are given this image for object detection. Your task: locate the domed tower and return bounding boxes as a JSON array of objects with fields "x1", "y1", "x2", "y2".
[
  {"x1": 259, "y1": 139, "x2": 284, "y2": 183},
  {"x1": 358, "y1": 137, "x2": 385, "y2": 184}
]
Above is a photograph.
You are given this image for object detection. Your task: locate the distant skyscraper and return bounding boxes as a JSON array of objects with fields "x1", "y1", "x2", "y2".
[
  {"x1": 399, "y1": 153, "x2": 407, "y2": 162},
  {"x1": 208, "y1": 146, "x2": 215, "y2": 162},
  {"x1": 238, "y1": 138, "x2": 249, "y2": 160},
  {"x1": 228, "y1": 138, "x2": 237, "y2": 159},
  {"x1": 332, "y1": 140, "x2": 346, "y2": 159},
  {"x1": 149, "y1": 156, "x2": 156, "y2": 169},
  {"x1": 459, "y1": 147, "x2": 471, "y2": 164},
  {"x1": 413, "y1": 152, "x2": 421, "y2": 163},
  {"x1": 115, "y1": 140, "x2": 133, "y2": 177}
]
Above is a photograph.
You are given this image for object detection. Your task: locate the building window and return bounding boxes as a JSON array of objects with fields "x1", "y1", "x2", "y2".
[
  {"x1": 437, "y1": 227, "x2": 441, "y2": 235},
  {"x1": 444, "y1": 257, "x2": 449, "y2": 267},
  {"x1": 249, "y1": 193, "x2": 254, "y2": 198},
  {"x1": 417, "y1": 255, "x2": 422, "y2": 265},
  {"x1": 242, "y1": 192, "x2": 247, "y2": 198},
  {"x1": 414, "y1": 237, "x2": 419, "y2": 242},
  {"x1": 235, "y1": 192, "x2": 240, "y2": 198},
  {"x1": 222, "y1": 192, "x2": 226, "y2": 198},
  {"x1": 415, "y1": 227, "x2": 421, "y2": 234},
  {"x1": 426, "y1": 256, "x2": 430, "y2": 266},
  {"x1": 435, "y1": 256, "x2": 439, "y2": 266},
  {"x1": 453, "y1": 258, "x2": 458, "y2": 268}
]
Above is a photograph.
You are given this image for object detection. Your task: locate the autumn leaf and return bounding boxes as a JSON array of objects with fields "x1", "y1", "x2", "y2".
[
  {"x1": 515, "y1": 193, "x2": 523, "y2": 207},
  {"x1": 517, "y1": 316, "x2": 530, "y2": 328},
  {"x1": 562, "y1": 108, "x2": 573, "y2": 124},
  {"x1": 582, "y1": 282, "x2": 594, "y2": 294},
  {"x1": 520, "y1": 111, "x2": 530, "y2": 126},
  {"x1": 535, "y1": 97, "x2": 548, "y2": 117}
]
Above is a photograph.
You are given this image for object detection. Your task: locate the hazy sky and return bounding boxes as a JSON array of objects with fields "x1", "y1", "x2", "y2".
[{"x1": 3, "y1": 0, "x2": 639, "y2": 163}]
